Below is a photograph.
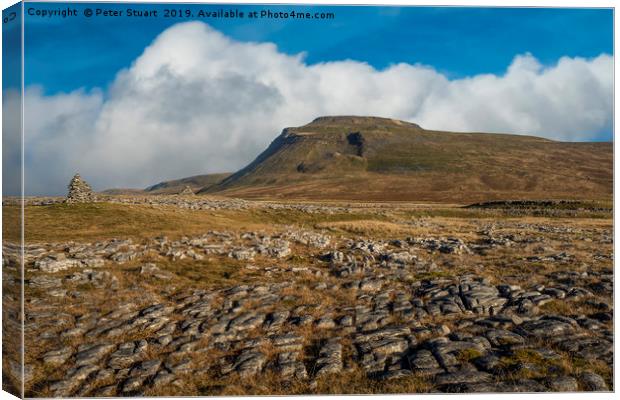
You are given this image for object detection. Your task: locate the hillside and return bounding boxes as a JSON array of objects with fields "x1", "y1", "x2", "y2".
[
  {"x1": 101, "y1": 173, "x2": 231, "y2": 195},
  {"x1": 99, "y1": 188, "x2": 146, "y2": 195},
  {"x1": 201, "y1": 116, "x2": 612, "y2": 202},
  {"x1": 145, "y1": 173, "x2": 231, "y2": 194}
]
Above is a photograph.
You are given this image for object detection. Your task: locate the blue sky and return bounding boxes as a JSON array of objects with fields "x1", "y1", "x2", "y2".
[
  {"x1": 2, "y1": 2, "x2": 21, "y2": 89},
  {"x1": 4, "y1": 3, "x2": 614, "y2": 195},
  {"x1": 23, "y1": 4, "x2": 613, "y2": 94}
]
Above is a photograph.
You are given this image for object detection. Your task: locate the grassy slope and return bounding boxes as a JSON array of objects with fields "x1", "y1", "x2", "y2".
[{"x1": 204, "y1": 116, "x2": 612, "y2": 202}]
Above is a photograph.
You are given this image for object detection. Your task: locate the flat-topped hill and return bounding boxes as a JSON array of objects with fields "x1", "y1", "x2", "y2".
[{"x1": 200, "y1": 116, "x2": 612, "y2": 202}]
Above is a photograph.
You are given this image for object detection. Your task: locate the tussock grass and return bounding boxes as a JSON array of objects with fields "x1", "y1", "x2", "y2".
[{"x1": 316, "y1": 219, "x2": 414, "y2": 236}]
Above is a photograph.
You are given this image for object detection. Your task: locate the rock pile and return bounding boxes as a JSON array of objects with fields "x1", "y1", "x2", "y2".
[
  {"x1": 66, "y1": 174, "x2": 94, "y2": 204},
  {"x1": 179, "y1": 185, "x2": 195, "y2": 195}
]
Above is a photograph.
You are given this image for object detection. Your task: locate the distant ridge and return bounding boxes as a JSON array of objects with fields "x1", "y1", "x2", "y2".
[
  {"x1": 145, "y1": 173, "x2": 232, "y2": 194},
  {"x1": 102, "y1": 173, "x2": 231, "y2": 195}
]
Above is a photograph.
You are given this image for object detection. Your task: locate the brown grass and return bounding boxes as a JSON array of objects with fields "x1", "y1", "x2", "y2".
[
  {"x1": 13, "y1": 194, "x2": 613, "y2": 396},
  {"x1": 316, "y1": 220, "x2": 415, "y2": 236}
]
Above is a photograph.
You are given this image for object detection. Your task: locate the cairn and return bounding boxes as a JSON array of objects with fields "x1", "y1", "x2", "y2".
[
  {"x1": 66, "y1": 173, "x2": 94, "y2": 203},
  {"x1": 179, "y1": 185, "x2": 195, "y2": 195}
]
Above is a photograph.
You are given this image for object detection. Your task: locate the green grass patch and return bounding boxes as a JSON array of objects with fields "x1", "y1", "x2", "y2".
[
  {"x1": 157, "y1": 258, "x2": 246, "y2": 288},
  {"x1": 455, "y1": 348, "x2": 483, "y2": 364},
  {"x1": 414, "y1": 271, "x2": 452, "y2": 281}
]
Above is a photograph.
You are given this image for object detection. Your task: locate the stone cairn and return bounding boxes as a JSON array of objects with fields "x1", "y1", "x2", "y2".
[
  {"x1": 66, "y1": 173, "x2": 94, "y2": 204},
  {"x1": 179, "y1": 185, "x2": 195, "y2": 195}
]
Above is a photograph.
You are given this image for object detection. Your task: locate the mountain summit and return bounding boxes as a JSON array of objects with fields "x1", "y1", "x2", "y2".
[{"x1": 201, "y1": 116, "x2": 612, "y2": 202}]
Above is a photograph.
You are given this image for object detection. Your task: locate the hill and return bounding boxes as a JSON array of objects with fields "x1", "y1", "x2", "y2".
[
  {"x1": 99, "y1": 188, "x2": 146, "y2": 195},
  {"x1": 200, "y1": 116, "x2": 612, "y2": 202},
  {"x1": 101, "y1": 173, "x2": 231, "y2": 195},
  {"x1": 145, "y1": 173, "x2": 231, "y2": 194}
]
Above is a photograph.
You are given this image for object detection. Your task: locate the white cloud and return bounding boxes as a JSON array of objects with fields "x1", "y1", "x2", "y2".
[
  {"x1": 2, "y1": 88, "x2": 22, "y2": 196},
  {"x1": 9, "y1": 21, "x2": 612, "y2": 195}
]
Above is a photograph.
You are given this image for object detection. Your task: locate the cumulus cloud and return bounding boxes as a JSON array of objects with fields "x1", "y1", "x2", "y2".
[
  {"x1": 2, "y1": 88, "x2": 22, "y2": 196},
  {"x1": 8, "y1": 21, "x2": 612, "y2": 195}
]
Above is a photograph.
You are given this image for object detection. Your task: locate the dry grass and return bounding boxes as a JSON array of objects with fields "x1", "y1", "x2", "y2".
[
  {"x1": 13, "y1": 203, "x2": 265, "y2": 243},
  {"x1": 191, "y1": 367, "x2": 433, "y2": 396},
  {"x1": 5, "y1": 198, "x2": 611, "y2": 245},
  {"x1": 539, "y1": 299, "x2": 601, "y2": 318},
  {"x1": 316, "y1": 219, "x2": 415, "y2": 236},
  {"x1": 5, "y1": 203, "x2": 390, "y2": 243},
  {"x1": 11, "y1": 195, "x2": 613, "y2": 396}
]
